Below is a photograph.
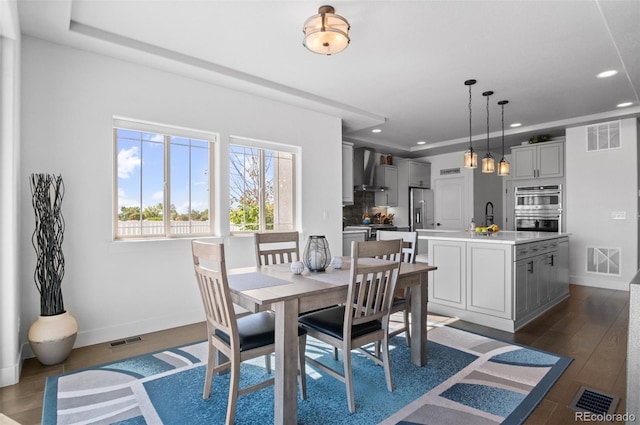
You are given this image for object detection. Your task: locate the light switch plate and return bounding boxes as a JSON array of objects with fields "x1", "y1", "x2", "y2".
[{"x1": 611, "y1": 211, "x2": 626, "y2": 220}]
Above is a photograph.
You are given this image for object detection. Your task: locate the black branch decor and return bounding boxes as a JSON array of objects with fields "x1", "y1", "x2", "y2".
[{"x1": 30, "y1": 173, "x2": 66, "y2": 317}]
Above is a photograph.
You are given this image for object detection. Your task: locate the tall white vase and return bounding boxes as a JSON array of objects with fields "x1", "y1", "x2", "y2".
[{"x1": 28, "y1": 311, "x2": 78, "y2": 365}]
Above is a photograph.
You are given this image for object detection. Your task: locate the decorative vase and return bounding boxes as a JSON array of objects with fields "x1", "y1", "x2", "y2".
[
  {"x1": 28, "y1": 311, "x2": 78, "y2": 365},
  {"x1": 303, "y1": 235, "x2": 331, "y2": 272},
  {"x1": 290, "y1": 261, "x2": 305, "y2": 275}
]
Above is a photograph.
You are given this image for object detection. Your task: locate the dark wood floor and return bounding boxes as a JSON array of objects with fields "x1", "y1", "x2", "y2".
[{"x1": 0, "y1": 284, "x2": 629, "y2": 425}]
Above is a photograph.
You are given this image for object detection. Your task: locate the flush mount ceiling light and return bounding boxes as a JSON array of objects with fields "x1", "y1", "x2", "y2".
[
  {"x1": 510, "y1": 123, "x2": 522, "y2": 128},
  {"x1": 463, "y1": 79, "x2": 478, "y2": 169},
  {"x1": 371, "y1": 128, "x2": 382, "y2": 133},
  {"x1": 417, "y1": 141, "x2": 426, "y2": 145},
  {"x1": 303, "y1": 5, "x2": 350, "y2": 55},
  {"x1": 481, "y1": 90, "x2": 495, "y2": 173},
  {"x1": 497, "y1": 100, "x2": 510, "y2": 176},
  {"x1": 597, "y1": 70, "x2": 618, "y2": 78},
  {"x1": 617, "y1": 102, "x2": 633, "y2": 108}
]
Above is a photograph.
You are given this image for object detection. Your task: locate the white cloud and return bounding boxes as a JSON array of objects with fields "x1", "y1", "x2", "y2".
[
  {"x1": 151, "y1": 191, "x2": 164, "y2": 201},
  {"x1": 117, "y1": 147, "x2": 141, "y2": 179}
]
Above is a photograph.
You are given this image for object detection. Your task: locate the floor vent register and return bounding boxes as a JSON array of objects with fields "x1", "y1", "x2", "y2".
[{"x1": 567, "y1": 386, "x2": 620, "y2": 415}]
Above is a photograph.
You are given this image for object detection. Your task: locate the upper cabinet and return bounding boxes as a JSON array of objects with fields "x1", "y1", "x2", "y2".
[
  {"x1": 342, "y1": 142, "x2": 354, "y2": 205},
  {"x1": 375, "y1": 165, "x2": 398, "y2": 206},
  {"x1": 511, "y1": 141, "x2": 564, "y2": 179},
  {"x1": 408, "y1": 161, "x2": 431, "y2": 188}
]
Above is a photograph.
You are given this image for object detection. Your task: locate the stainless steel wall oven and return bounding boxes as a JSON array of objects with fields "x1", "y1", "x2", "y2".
[{"x1": 514, "y1": 184, "x2": 563, "y2": 232}]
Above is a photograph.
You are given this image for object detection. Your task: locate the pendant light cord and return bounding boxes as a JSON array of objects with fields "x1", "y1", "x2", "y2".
[
  {"x1": 486, "y1": 93, "x2": 490, "y2": 152},
  {"x1": 468, "y1": 85, "x2": 473, "y2": 149},
  {"x1": 501, "y1": 102, "x2": 505, "y2": 156}
]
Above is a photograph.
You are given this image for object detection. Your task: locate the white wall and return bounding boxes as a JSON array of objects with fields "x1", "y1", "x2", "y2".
[
  {"x1": 19, "y1": 37, "x2": 343, "y2": 356},
  {"x1": 0, "y1": 0, "x2": 22, "y2": 387},
  {"x1": 565, "y1": 118, "x2": 638, "y2": 290}
]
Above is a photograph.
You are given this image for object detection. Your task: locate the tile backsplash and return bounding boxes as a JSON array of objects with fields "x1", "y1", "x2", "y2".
[{"x1": 343, "y1": 191, "x2": 388, "y2": 226}]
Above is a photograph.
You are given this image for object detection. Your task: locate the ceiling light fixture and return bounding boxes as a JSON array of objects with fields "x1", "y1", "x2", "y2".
[
  {"x1": 303, "y1": 5, "x2": 350, "y2": 55},
  {"x1": 417, "y1": 141, "x2": 426, "y2": 145},
  {"x1": 371, "y1": 128, "x2": 382, "y2": 133},
  {"x1": 617, "y1": 102, "x2": 633, "y2": 108},
  {"x1": 497, "y1": 100, "x2": 510, "y2": 176},
  {"x1": 463, "y1": 79, "x2": 478, "y2": 169},
  {"x1": 482, "y1": 90, "x2": 495, "y2": 173},
  {"x1": 510, "y1": 123, "x2": 522, "y2": 128},
  {"x1": 597, "y1": 70, "x2": 618, "y2": 78}
]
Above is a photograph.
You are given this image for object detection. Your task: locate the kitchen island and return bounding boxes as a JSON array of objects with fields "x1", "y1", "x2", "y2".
[{"x1": 420, "y1": 230, "x2": 570, "y2": 332}]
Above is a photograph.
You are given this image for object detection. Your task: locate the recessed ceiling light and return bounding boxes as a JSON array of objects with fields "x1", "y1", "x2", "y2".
[
  {"x1": 510, "y1": 123, "x2": 522, "y2": 128},
  {"x1": 417, "y1": 141, "x2": 426, "y2": 145},
  {"x1": 371, "y1": 129, "x2": 382, "y2": 133},
  {"x1": 617, "y1": 102, "x2": 633, "y2": 108},
  {"x1": 597, "y1": 70, "x2": 618, "y2": 78}
]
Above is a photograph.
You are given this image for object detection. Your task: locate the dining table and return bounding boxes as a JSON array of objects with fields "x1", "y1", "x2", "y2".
[{"x1": 226, "y1": 257, "x2": 437, "y2": 425}]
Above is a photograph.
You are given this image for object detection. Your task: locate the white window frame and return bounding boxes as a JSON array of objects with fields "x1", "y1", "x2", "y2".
[
  {"x1": 113, "y1": 118, "x2": 217, "y2": 240},
  {"x1": 229, "y1": 136, "x2": 298, "y2": 233}
]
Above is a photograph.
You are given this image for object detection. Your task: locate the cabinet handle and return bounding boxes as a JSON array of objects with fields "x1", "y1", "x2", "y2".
[
  {"x1": 528, "y1": 261, "x2": 534, "y2": 273},
  {"x1": 549, "y1": 254, "x2": 555, "y2": 266}
]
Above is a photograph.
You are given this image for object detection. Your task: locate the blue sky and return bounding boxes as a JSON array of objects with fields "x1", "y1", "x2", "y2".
[{"x1": 116, "y1": 129, "x2": 209, "y2": 216}]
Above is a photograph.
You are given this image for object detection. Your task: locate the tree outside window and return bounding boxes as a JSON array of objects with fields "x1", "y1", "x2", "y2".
[{"x1": 229, "y1": 144, "x2": 294, "y2": 232}]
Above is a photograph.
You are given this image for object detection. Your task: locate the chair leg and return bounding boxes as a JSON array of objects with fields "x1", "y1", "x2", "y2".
[
  {"x1": 343, "y1": 348, "x2": 356, "y2": 413},
  {"x1": 381, "y1": 334, "x2": 394, "y2": 393},
  {"x1": 225, "y1": 353, "x2": 241, "y2": 425},
  {"x1": 298, "y1": 334, "x2": 307, "y2": 400},
  {"x1": 203, "y1": 344, "x2": 215, "y2": 399},
  {"x1": 265, "y1": 354, "x2": 272, "y2": 373},
  {"x1": 403, "y1": 310, "x2": 411, "y2": 347}
]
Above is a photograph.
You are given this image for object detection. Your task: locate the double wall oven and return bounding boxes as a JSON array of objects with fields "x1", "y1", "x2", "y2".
[{"x1": 514, "y1": 184, "x2": 562, "y2": 232}]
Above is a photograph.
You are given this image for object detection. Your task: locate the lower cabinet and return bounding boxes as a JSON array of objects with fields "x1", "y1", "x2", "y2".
[
  {"x1": 513, "y1": 237, "x2": 569, "y2": 328},
  {"x1": 428, "y1": 236, "x2": 570, "y2": 332},
  {"x1": 342, "y1": 231, "x2": 366, "y2": 255}
]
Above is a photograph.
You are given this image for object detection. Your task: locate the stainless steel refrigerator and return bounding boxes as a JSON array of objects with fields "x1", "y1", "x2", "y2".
[{"x1": 409, "y1": 188, "x2": 434, "y2": 231}]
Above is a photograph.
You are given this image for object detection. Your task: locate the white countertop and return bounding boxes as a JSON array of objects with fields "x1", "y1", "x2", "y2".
[{"x1": 416, "y1": 230, "x2": 570, "y2": 245}]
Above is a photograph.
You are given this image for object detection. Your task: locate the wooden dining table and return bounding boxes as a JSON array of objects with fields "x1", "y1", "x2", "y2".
[{"x1": 227, "y1": 258, "x2": 436, "y2": 425}]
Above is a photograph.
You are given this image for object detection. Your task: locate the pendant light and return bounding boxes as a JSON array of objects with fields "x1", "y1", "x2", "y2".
[
  {"x1": 497, "y1": 100, "x2": 510, "y2": 176},
  {"x1": 303, "y1": 5, "x2": 350, "y2": 55},
  {"x1": 463, "y1": 79, "x2": 477, "y2": 169},
  {"x1": 481, "y1": 90, "x2": 495, "y2": 173}
]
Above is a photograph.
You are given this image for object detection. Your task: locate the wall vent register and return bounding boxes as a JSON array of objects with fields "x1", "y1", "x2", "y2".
[{"x1": 586, "y1": 120, "x2": 621, "y2": 152}]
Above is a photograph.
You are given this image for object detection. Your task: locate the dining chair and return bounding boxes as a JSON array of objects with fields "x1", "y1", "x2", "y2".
[
  {"x1": 254, "y1": 231, "x2": 300, "y2": 265},
  {"x1": 298, "y1": 239, "x2": 402, "y2": 413},
  {"x1": 191, "y1": 240, "x2": 308, "y2": 425},
  {"x1": 377, "y1": 230, "x2": 417, "y2": 347}
]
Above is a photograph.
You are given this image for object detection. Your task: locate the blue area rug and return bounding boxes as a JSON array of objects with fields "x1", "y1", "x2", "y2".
[{"x1": 42, "y1": 323, "x2": 571, "y2": 425}]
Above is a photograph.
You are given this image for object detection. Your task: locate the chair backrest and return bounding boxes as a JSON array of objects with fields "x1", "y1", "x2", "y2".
[
  {"x1": 346, "y1": 239, "x2": 402, "y2": 327},
  {"x1": 377, "y1": 230, "x2": 417, "y2": 264},
  {"x1": 254, "y1": 231, "x2": 300, "y2": 265},
  {"x1": 192, "y1": 241, "x2": 237, "y2": 345}
]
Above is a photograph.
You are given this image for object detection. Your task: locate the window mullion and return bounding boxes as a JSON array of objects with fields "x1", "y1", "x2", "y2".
[
  {"x1": 259, "y1": 149, "x2": 266, "y2": 231},
  {"x1": 164, "y1": 135, "x2": 170, "y2": 236}
]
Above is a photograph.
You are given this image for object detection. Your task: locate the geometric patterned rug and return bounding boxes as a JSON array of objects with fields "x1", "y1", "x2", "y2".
[{"x1": 42, "y1": 320, "x2": 571, "y2": 425}]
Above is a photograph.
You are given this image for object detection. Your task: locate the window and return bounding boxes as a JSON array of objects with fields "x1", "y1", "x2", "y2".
[
  {"x1": 114, "y1": 120, "x2": 215, "y2": 239},
  {"x1": 229, "y1": 141, "x2": 295, "y2": 232}
]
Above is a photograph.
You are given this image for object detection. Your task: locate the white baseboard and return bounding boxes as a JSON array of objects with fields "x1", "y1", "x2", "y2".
[
  {"x1": 569, "y1": 276, "x2": 630, "y2": 292},
  {"x1": 0, "y1": 359, "x2": 20, "y2": 388}
]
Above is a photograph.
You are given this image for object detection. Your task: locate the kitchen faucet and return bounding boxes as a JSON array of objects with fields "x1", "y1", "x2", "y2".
[{"x1": 485, "y1": 201, "x2": 494, "y2": 226}]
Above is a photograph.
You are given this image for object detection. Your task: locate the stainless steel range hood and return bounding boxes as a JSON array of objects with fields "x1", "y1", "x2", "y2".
[{"x1": 353, "y1": 147, "x2": 387, "y2": 191}]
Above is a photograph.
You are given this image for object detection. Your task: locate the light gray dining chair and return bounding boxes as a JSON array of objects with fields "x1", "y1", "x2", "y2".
[
  {"x1": 254, "y1": 231, "x2": 300, "y2": 265},
  {"x1": 298, "y1": 239, "x2": 402, "y2": 413},
  {"x1": 377, "y1": 230, "x2": 417, "y2": 347},
  {"x1": 191, "y1": 240, "x2": 307, "y2": 424}
]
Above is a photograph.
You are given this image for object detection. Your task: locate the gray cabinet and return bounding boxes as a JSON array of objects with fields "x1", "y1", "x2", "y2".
[
  {"x1": 408, "y1": 161, "x2": 431, "y2": 188},
  {"x1": 513, "y1": 238, "x2": 566, "y2": 327},
  {"x1": 342, "y1": 230, "x2": 366, "y2": 255},
  {"x1": 511, "y1": 141, "x2": 564, "y2": 179},
  {"x1": 342, "y1": 142, "x2": 354, "y2": 205},
  {"x1": 375, "y1": 165, "x2": 398, "y2": 206}
]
